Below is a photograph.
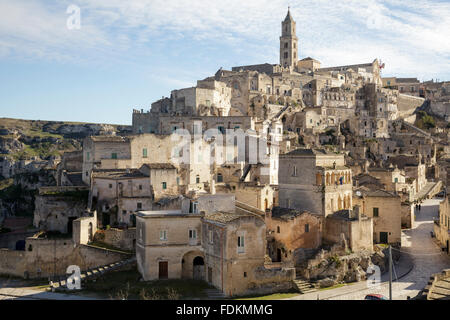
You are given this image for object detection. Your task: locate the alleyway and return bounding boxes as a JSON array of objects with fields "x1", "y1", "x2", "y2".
[{"x1": 288, "y1": 198, "x2": 450, "y2": 300}]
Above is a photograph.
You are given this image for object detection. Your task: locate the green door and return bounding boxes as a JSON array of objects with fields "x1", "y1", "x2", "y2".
[{"x1": 380, "y1": 232, "x2": 388, "y2": 244}]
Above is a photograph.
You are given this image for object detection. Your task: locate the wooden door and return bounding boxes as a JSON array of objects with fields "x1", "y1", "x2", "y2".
[
  {"x1": 380, "y1": 232, "x2": 388, "y2": 244},
  {"x1": 159, "y1": 261, "x2": 168, "y2": 279}
]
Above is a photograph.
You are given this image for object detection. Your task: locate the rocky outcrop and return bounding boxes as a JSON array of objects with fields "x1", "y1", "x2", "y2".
[
  {"x1": 33, "y1": 193, "x2": 87, "y2": 233},
  {"x1": 297, "y1": 245, "x2": 393, "y2": 288}
]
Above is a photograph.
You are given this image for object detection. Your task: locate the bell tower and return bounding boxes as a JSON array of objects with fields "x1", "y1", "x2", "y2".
[{"x1": 280, "y1": 7, "x2": 298, "y2": 69}]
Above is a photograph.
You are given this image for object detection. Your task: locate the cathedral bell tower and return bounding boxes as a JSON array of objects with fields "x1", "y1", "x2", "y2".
[{"x1": 280, "y1": 8, "x2": 298, "y2": 69}]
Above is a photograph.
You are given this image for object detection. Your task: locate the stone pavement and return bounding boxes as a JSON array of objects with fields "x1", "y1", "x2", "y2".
[
  {"x1": 0, "y1": 278, "x2": 98, "y2": 300},
  {"x1": 0, "y1": 287, "x2": 98, "y2": 300}
]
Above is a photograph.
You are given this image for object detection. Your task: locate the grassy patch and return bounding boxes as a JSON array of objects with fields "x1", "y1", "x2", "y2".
[
  {"x1": 41, "y1": 189, "x2": 89, "y2": 202},
  {"x1": 0, "y1": 178, "x2": 13, "y2": 191},
  {"x1": 235, "y1": 293, "x2": 299, "y2": 300},
  {"x1": 77, "y1": 268, "x2": 213, "y2": 300}
]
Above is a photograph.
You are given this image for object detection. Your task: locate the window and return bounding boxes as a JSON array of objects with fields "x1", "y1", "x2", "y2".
[
  {"x1": 292, "y1": 165, "x2": 298, "y2": 176},
  {"x1": 192, "y1": 201, "x2": 198, "y2": 214},
  {"x1": 176, "y1": 177, "x2": 180, "y2": 185},
  {"x1": 160, "y1": 230, "x2": 167, "y2": 241},
  {"x1": 217, "y1": 173, "x2": 223, "y2": 183},
  {"x1": 86, "y1": 152, "x2": 90, "y2": 160},
  {"x1": 277, "y1": 226, "x2": 280, "y2": 233},
  {"x1": 305, "y1": 224, "x2": 310, "y2": 233},
  {"x1": 209, "y1": 230, "x2": 213, "y2": 244},
  {"x1": 284, "y1": 52, "x2": 288, "y2": 59},
  {"x1": 111, "y1": 153, "x2": 117, "y2": 159},
  {"x1": 189, "y1": 229, "x2": 197, "y2": 240},
  {"x1": 196, "y1": 175, "x2": 200, "y2": 184},
  {"x1": 162, "y1": 182, "x2": 167, "y2": 190},
  {"x1": 284, "y1": 43, "x2": 288, "y2": 48},
  {"x1": 237, "y1": 236, "x2": 245, "y2": 253},
  {"x1": 373, "y1": 207, "x2": 379, "y2": 217},
  {"x1": 137, "y1": 202, "x2": 142, "y2": 210},
  {"x1": 206, "y1": 100, "x2": 211, "y2": 107},
  {"x1": 139, "y1": 184, "x2": 142, "y2": 190},
  {"x1": 109, "y1": 184, "x2": 112, "y2": 189},
  {"x1": 143, "y1": 148, "x2": 148, "y2": 158}
]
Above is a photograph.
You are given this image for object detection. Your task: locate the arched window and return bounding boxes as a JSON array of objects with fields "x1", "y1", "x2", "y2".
[
  {"x1": 326, "y1": 173, "x2": 331, "y2": 185},
  {"x1": 316, "y1": 172, "x2": 322, "y2": 186},
  {"x1": 217, "y1": 173, "x2": 223, "y2": 183}
]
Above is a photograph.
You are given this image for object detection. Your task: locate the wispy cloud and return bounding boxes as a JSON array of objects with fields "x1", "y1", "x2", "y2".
[{"x1": 0, "y1": 0, "x2": 449, "y2": 81}]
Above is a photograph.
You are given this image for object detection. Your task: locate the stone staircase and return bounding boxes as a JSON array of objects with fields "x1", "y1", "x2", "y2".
[
  {"x1": 204, "y1": 288, "x2": 227, "y2": 300},
  {"x1": 292, "y1": 278, "x2": 317, "y2": 294},
  {"x1": 50, "y1": 256, "x2": 136, "y2": 291},
  {"x1": 415, "y1": 181, "x2": 442, "y2": 200}
]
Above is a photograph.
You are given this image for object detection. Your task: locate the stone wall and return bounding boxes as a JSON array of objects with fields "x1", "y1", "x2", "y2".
[
  {"x1": 398, "y1": 94, "x2": 425, "y2": 118},
  {"x1": 33, "y1": 194, "x2": 87, "y2": 233},
  {"x1": 401, "y1": 203, "x2": 414, "y2": 229},
  {"x1": 0, "y1": 236, "x2": 130, "y2": 279},
  {"x1": 0, "y1": 231, "x2": 36, "y2": 250},
  {"x1": 0, "y1": 248, "x2": 26, "y2": 277},
  {"x1": 97, "y1": 227, "x2": 136, "y2": 251}
]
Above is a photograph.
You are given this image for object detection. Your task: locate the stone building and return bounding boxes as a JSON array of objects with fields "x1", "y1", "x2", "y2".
[
  {"x1": 33, "y1": 186, "x2": 89, "y2": 234},
  {"x1": 353, "y1": 188, "x2": 402, "y2": 245},
  {"x1": 323, "y1": 207, "x2": 373, "y2": 252},
  {"x1": 266, "y1": 207, "x2": 323, "y2": 265},
  {"x1": 202, "y1": 208, "x2": 293, "y2": 296},
  {"x1": 82, "y1": 135, "x2": 131, "y2": 185},
  {"x1": 434, "y1": 196, "x2": 450, "y2": 255},
  {"x1": 136, "y1": 208, "x2": 204, "y2": 281},
  {"x1": 136, "y1": 194, "x2": 294, "y2": 297},
  {"x1": 279, "y1": 148, "x2": 352, "y2": 216}
]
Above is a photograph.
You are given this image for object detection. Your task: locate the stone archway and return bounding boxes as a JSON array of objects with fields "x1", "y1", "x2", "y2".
[
  {"x1": 181, "y1": 250, "x2": 205, "y2": 280},
  {"x1": 193, "y1": 256, "x2": 205, "y2": 280}
]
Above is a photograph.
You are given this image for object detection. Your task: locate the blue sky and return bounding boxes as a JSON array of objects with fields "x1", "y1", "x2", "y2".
[{"x1": 1, "y1": 0, "x2": 449, "y2": 125}]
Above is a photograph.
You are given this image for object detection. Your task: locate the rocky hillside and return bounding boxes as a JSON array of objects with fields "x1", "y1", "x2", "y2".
[
  {"x1": 0, "y1": 118, "x2": 131, "y2": 219},
  {"x1": 0, "y1": 118, "x2": 131, "y2": 161}
]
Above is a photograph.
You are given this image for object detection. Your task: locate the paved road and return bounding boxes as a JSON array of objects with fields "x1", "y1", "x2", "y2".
[
  {"x1": 288, "y1": 198, "x2": 450, "y2": 300},
  {"x1": 0, "y1": 278, "x2": 97, "y2": 300}
]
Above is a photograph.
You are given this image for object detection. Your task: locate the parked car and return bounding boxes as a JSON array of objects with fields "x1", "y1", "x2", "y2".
[{"x1": 364, "y1": 294, "x2": 388, "y2": 300}]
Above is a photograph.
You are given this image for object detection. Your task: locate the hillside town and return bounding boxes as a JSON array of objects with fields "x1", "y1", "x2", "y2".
[{"x1": 1, "y1": 9, "x2": 449, "y2": 300}]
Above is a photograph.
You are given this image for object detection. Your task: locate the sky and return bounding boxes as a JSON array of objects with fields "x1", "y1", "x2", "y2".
[{"x1": 0, "y1": 0, "x2": 449, "y2": 125}]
